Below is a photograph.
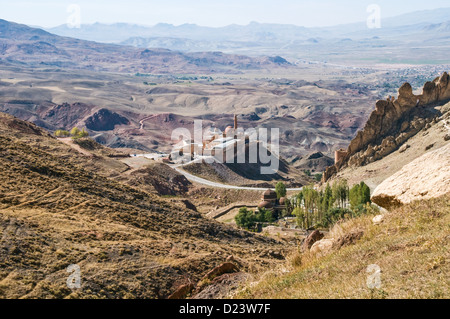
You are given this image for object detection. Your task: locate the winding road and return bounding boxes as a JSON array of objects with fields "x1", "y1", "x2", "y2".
[
  {"x1": 171, "y1": 164, "x2": 303, "y2": 192},
  {"x1": 139, "y1": 114, "x2": 162, "y2": 130}
]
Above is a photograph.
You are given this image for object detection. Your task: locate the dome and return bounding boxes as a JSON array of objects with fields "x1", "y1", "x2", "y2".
[
  {"x1": 262, "y1": 189, "x2": 277, "y2": 201},
  {"x1": 258, "y1": 201, "x2": 273, "y2": 209},
  {"x1": 224, "y1": 126, "x2": 234, "y2": 135}
]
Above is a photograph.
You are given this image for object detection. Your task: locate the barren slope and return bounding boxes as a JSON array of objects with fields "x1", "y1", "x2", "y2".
[{"x1": 0, "y1": 112, "x2": 285, "y2": 299}]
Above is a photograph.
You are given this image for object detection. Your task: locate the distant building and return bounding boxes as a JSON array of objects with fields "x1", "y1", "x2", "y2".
[
  {"x1": 170, "y1": 114, "x2": 251, "y2": 164},
  {"x1": 258, "y1": 189, "x2": 287, "y2": 214},
  {"x1": 334, "y1": 148, "x2": 348, "y2": 164}
]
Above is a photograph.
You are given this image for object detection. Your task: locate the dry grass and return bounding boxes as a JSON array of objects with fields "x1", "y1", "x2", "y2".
[
  {"x1": 236, "y1": 194, "x2": 450, "y2": 299},
  {"x1": 0, "y1": 113, "x2": 287, "y2": 299}
]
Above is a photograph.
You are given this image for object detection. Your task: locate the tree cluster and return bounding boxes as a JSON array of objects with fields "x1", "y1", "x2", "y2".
[
  {"x1": 235, "y1": 207, "x2": 275, "y2": 230},
  {"x1": 55, "y1": 127, "x2": 89, "y2": 140},
  {"x1": 292, "y1": 180, "x2": 375, "y2": 229}
]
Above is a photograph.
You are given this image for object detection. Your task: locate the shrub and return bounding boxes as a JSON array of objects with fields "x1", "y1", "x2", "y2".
[
  {"x1": 70, "y1": 127, "x2": 89, "y2": 140},
  {"x1": 70, "y1": 127, "x2": 81, "y2": 137},
  {"x1": 55, "y1": 130, "x2": 70, "y2": 137},
  {"x1": 235, "y1": 207, "x2": 256, "y2": 230},
  {"x1": 235, "y1": 207, "x2": 275, "y2": 230}
]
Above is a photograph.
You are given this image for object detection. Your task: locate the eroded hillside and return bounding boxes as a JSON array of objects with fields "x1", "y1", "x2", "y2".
[{"x1": 0, "y1": 112, "x2": 286, "y2": 299}]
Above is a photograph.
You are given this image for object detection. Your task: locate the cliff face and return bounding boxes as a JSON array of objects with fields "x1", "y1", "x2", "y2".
[{"x1": 323, "y1": 72, "x2": 450, "y2": 182}]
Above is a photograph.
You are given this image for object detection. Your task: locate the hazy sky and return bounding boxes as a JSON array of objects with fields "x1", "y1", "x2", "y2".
[{"x1": 2, "y1": 0, "x2": 450, "y2": 28}]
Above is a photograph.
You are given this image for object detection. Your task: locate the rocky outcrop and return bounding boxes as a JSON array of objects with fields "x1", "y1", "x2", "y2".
[
  {"x1": 323, "y1": 72, "x2": 450, "y2": 182},
  {"x1": 310, "y1": 238, "x2": 334, "y2": 256},
  {"x1": 302, "y1": 230, "x2": 324, "y2": 252},
  {"x1": 309, "y1": 229, "x2": 364, "y2": 256},
  {"x1": 202, "y1": 262, "x2": 239, "y2": 281},
  {"x1": 122, "y1": 163, "x2": 192, "y2": 196},
  {"x1": 85, "y1": 108, "x2": 130, "y2": 131},
  {"x1": 332, "y1": 229, "x2": 364, "y2": 250},
  {"x1": 192, "y1": 272, "x2": 250, "y2": 299},
  {"x1": 371, "y1": 143, "x2": 450, "y2": 209},
  {"x1": 43, "y1": 102, "x2": 94, "y2": 129},
  {"x1": 168, "y1": 283, "x2": 195, "y2": 300}
]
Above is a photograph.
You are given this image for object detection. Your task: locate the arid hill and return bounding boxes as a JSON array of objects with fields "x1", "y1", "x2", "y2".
[{"x1": 0, "y1": 112, "x2": 286, "y2": 299}]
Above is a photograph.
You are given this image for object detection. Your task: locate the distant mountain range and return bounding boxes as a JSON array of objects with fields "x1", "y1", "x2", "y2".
[
  {"x1": 39, "y1": 8, "x2": 450, "y2": 64},
  {"x1": 0, "y1": 19, "x2": 291, "y2": 74},
  {"x1": 45, "y1": 8, "x2": 450, "y2": 47},
  {"x1": 1, "y1": 7, "x2": 449, "y2": 74}
]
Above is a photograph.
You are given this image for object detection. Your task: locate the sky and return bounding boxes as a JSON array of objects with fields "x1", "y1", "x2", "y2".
[{"x1": 1, "y1": 0, "x2": 450, "y2": 28}]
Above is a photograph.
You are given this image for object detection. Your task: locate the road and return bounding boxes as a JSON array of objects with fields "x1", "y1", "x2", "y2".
[
  {"x1": 57, "y1": 137, "x2": 93, "y2": 157},
  {"x1": 171, "y1": 164, "x2": 303, "y2": 192},
  {"x1": 139, "y1": 114, "x2": 161, "y2": 130}
]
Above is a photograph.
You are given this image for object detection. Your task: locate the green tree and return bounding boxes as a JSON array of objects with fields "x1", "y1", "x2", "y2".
[
  {"x1": 78, "y1": 128, "x2": 89, "y2": 138},
  {"x1": 70, "y1": 127, "x2": 89, "y2": 139},
  {"x1": 235, "y1": 207, "x2": 256, "y2": 230},
  {"x1": 257, "y1": 208, "x2": 275, "y2": 223},
  {"x1": 292, "y1": 206, "x2": 306, "y2": 229},
  {"x1": 275, "y1": 182, "x2": 287, "y2": 199},
  {"x1": 332, "y1": 179, "x2": 349, "y2": 208},
  {"x1": 55, "y1": 130, "x2": 70, "y2": 137},
  {"x1": 349, "y1": 184, "x2": 361, "y2": 209},
  {"x1": 322, "y1": 183, "x2": 333, "y2": 213},
  {"x1": 360, "y1": 182, "x2": 371, "y2": 205},
  {"x1": 322, "y1": 207, "x2": 352, "y2": 228},
  {"x1": 349, "y1": 182, "x2": 371, "y2": 209},
  {"x1": 70, "y1": 127, "x2": 81, "y2": 137}
]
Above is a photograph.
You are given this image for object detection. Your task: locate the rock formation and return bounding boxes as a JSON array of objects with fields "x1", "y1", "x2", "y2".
[
  {"x1": 323, "y1": 72, "x2": 450, "y2": 182},
  {"x1": 371, "y1": 143, "x2": 450, "y2": 209},
  {"x1": 85, "y1": 108, "x2": 130, "y2": 131},
  {"x1": 302, "y1": 230, "x2": 324, "y2": 252}
]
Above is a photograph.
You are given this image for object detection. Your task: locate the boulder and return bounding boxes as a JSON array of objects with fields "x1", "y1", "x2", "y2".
[
  {"x1": 310, "y1": 238, "x2": 335, "y2": 256},
  {"x1": 192, "y1": 272, "x2": 250, "y2": 299},
  {"x1": 372, "y1": 215, "x2": 384, "y2": 225},
  {"x1": 399, "y1": 144, "x2": 410, "y2": 153},
  {"x1": 302, "y1": 230, "x2": 324, "y2": 252},
  {"x1": 333, "y1": 229, "x2": 364, "y2": 250},
  {"x1": 372, "y1": 143, "x2": 450, "y2": 209},
  {"x1": 168, "y1": 283, "x2": 195, "y2": 300},
  {"x1": 202, "y1": 262, "x2": 239, "y2": 281}
]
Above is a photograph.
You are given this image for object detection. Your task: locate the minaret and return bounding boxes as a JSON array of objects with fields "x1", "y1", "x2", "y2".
[{"x1": 234, "y1": 114, "x2": 238, "y2": 130}]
